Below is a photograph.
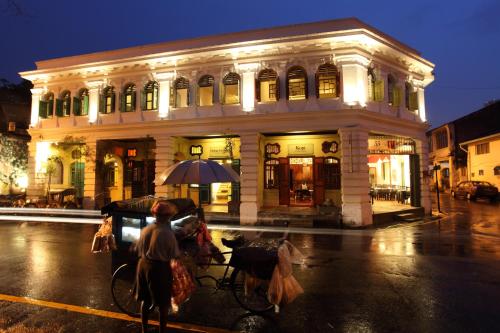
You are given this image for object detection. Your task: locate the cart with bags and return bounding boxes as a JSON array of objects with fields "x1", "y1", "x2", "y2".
[{"x1": 95, "y1": 195, "x2": 304, "y2": 317}]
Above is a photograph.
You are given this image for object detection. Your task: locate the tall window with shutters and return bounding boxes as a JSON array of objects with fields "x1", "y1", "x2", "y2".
[
  {"x1": 405, "y1": 82, "x2": 418, "y2": 112},
  {"x1": 222, "y1": 73, "x2": 240, "y2": 104},
  {"x1": 198, "y1": 75, "x2": 214, "y2": 106},
  {"x1": 73, "y1": 88, "x2": 89, "y2": 116},
  {"x1": 257, "y1": 69, "x2": 279, "y2": 103},
  {"x1": 387, "y1": 75, "x2": 401, "y2": 107},
  {"x1": 324, "y1": 157, "x2": 341, "y2": 189},
  {"x1": 39, "y1": 92, "x2": 54, "y2": 119},
  {"x1": 142, "y1": 81, "x2": 158, "y2": 111},
  {"x1": 264, "y1": 159, "x2": 280, "y2": 189},
  {"x1": 287, "y1": 66, "x2": 307, "y2": 100},
  {"x1": 122, "y1": 83, "x2": 136, "y2": 112},
  {"x1": 61, "y1": 90, "x2": 71, "y2": 117},
  {"x1": 174, "y1": 77, "x2": 190, "y2": 108},
  {"x1": 316, "y1": 63, "x2": 339, "y2": 98},
  {"x1": 101, "y1": 86, "x2": 115, "y2": 114}
]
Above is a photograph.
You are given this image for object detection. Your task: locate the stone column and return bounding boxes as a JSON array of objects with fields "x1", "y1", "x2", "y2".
[
  {"x1": 417, "y1": 87, "x2": 426, "y2": 122},
  {"x1": 155, "y1": 71, "x2": 175, "y2": 119},
  {"x1": 154, "y1": 135, "x2": 176, "y2": 198},
  {"x1": 336, "y1": 54, "x2": 369, "y2": 107},
  {"x1": 238, "y1": 63, "x2": 258, "y2": 112},
  {"x1": 83, "y1": 139, "x2": 97, "y2": 209},
  {"x1": 239, "y1": 132, "x2": 261, "y2": 225},
  {"x1": 415, "y1": 139, "x2": 432, "y2": 214},
  {"x1": 29, "y1": 88, "x2": 43, "y2": 127},
  {"x1": 86, "y1": 80, "x2": 103, "y2": 124},
  {"x1": 26, "y1": 140, "x2": 45, "y2": 199},
  {"x1": 339, "y1": 127, "x2": 372, "y2": 226}
]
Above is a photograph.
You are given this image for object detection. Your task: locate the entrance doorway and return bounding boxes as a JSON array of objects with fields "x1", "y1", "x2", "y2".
[{"x1": 289, "y1": 157, "x2": 314, "y2": 206}]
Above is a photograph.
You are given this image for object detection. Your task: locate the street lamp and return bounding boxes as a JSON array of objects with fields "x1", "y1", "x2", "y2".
[{"x1": 433, "y1": 164, "x2": 441, "y2": 213}]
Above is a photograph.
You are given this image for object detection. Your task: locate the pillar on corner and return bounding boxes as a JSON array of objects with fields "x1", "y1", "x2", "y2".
[
  {"x1": 154, "y1": 136, "x2": 176, "y2": 198},
  {"x1": 415, "y1": 138, "x2": 432, "y2": 215},
  {"x1": 82, "y1": 139, "x2": 97, "y2": 209},
  {"x1": 239, "y1": 132, "x2": 261, "y2": 225},
  {"x1": 339, "y1": 127, "x2": 372, "y2": 226}
]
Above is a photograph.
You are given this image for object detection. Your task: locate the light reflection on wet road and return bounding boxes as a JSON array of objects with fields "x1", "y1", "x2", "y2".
[{"x1": 0, "y1": 194, "x2": 499, "y2": 332}]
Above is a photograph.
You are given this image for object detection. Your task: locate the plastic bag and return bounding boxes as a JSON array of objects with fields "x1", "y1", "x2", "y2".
[
  {"x1": 171, "y1": 259, "x2": 196, "y2": 311},
  {"x1": 267, "y1": 266, "x2": 283, "y2": 305}
]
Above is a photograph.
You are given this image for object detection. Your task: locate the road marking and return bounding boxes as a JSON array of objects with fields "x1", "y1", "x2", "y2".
[{"x1": 0, "y1": 293, "x2": 233, "y2": 333}]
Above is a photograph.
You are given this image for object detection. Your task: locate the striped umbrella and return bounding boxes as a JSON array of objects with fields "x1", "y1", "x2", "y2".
[{"x1": 154, "y1": 159, "x2": 240, "y2": 185}]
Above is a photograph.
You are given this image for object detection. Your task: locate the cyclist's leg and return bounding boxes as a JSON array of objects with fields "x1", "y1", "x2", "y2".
[
  {"x1": 140, "y1": 300, "x2": 151, "y2": 333},
  {"x1": 158, "y1": 304, "x2": 169, "y2": 333}
]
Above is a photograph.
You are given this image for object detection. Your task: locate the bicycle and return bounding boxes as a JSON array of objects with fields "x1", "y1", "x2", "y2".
[{"x1": 110, "y1": 237, "x2": 274, "y2": 318}]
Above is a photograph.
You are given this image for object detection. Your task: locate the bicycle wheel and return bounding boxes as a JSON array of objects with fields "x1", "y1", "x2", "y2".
[
  {"x1": 111, "y1": 263, "x2": 141, "y2": 317},
  {"x1": 230, "y1": 268, "x2": 274, "y2": 313}
]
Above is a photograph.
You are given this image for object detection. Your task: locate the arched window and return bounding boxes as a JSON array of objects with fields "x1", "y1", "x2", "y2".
[
  {"x1": 52, "y1": 159, "x2": 64, "y2": 184},
  {"x1": 142, "y1": 81, "x2": 158, "y2": 111},
  {"x1": 286, "y1": 66, "x2": 307, "y2": 100},
  {"x1": 100, "y1": 86, "x2": 115, "y2": 114},
  {"x1": 324, "y1": 157, "x2": 341, "y2": 189},
  {"x1": 121, "y1": 83, "x2": 136, "y2": 112},
  {"x1": 56, "y1": 90, "x2": 71, "y2": 117},
  {"x1": 174, "y1": 77, "x2": 190, "y2": 108},
  {"x1": 264, "y1": 159, "x2": 280, "y2": 189},
  {"x1": 257, "y1": 69, "x2": 279, "y2": 103},
  {"x1": 316, "y1": 63, "x2": 339, "y2": 98},
  {"x1": 74, "y1": 88, "x2": 89, "y2": 116},
  {"x1": 222, "y1": 72, "x2": 240, "y2": 104},
  {"x1": 39, "y1": 92, "x2": 54, "y2": 119},
  {"x1": 387, "y1": 74, "x2": 400, "y2": 106},
  {"x1": 198, "y1": 75, "x2": 214, "y2": 106},
  {"x1": 70, "y1": 161, "x2": 85, "y2": 198}
]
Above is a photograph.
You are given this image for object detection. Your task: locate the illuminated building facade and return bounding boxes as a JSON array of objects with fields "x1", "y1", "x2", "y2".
[{"x1": 20, "y1": 18, "x2": 434, "y2": 226}]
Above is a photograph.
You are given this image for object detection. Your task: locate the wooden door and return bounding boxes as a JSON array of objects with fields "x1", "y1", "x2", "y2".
[
  {"x1": 278, "y1": 158, "x2": 290, "y2": 205},
  {"x1": 313, "y1": 157, "x2": 325, "y2": 205}
]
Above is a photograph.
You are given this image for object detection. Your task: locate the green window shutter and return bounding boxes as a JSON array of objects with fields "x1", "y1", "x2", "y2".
[
  {"x1": 99, "y1": 95, "x2": 105, "y2": 114},
  {"x1": 55, "y1": 99, "x2": 64, "y2": 117},
  {"x1": 393, "y1": 87, "x2": 402, "y2": 107},
  {"x1": 73, "y1": 97, "x2": 81, "y2": 116},
  {"x1": 374, "y1": 80, "x2": 384, "y2": 102},
  {"x1": 47, "y1": 99, "x2": 54, "y2": 117},
  {"x1": 131, "y1": 91, "x2": 136, "y2": 111},
  {"x1": 141, "y1": 90, "x2": 146, "y2": 110},
  {"x1": 111, "y1": 93, "x2": 116, "y2": 113},
  {"x1": 82, "y1": 95, "x2": 89, "y2": 115},
  {"x1": 220, "y1": 82, "x2": 225, "y2": 104},
  {"x1": 255, "y1": 79, "x2": 261, "y2": 102},
  {"x1": 169, "y1": 87, "x2": 174, "y2": 107},
  {"x1": 409, "y1": 92, "x2": 419, "y2": 111},
  {"x1": 39, "y1": 100, "x2": 48, "y2": 119}
]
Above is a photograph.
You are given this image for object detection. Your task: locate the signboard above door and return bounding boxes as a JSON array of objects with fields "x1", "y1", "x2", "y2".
[{"x1": 288, "y1": 143, "x2": 314, "y2": 156}]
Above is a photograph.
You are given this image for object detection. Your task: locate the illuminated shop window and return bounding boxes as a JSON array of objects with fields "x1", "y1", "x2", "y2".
[
  {"x1": 198, "y1": 75, "x2": 214, "y2": 106},
  {"x1": 222, "y1": 72, "x2": 240, "y2": 104},
  {"x1": 142, "y1": 81, "x2": 158, "y2": 110},
  {"x1": 100, "y1": 86, "x2": 115, "y2": 114},
  {"x1": 174, "y1": 77, "x2": 190, "y2": 108},
  {"x1": 122, "y1": 83, "x2": 136, "y2": 112},
  {"x1": 264, "y1": 159, "x2": 279, "y2": 189},
  {"x1": 316, "y1": 63, "x2": 339, "y2": 98},
  {"x1": 257, "y1": 69, "x2": 279, "y2": 103},
  {"x1": 286, "y1": 66, "x2": 307, "y2": 100}
]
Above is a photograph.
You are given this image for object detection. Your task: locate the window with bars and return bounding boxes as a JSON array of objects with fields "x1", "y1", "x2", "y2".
[
  {"x1": 476, "y1": 143, "x2": 490, "y2": 155},
  {"x1": 287, "y1": 66, "x2": 307, "y2": 100},
  {"x1": 222, "y1": 72, "x2": 240, "y2": 104},
  {"x1": 316, "y1": 63, "x2": 338, "y2": 98},
  {"x1": 198, "y1": 75, "x2": 214, "y2": 106},
  {"x1": 175, "y1": 77, "x2": 190, "y2": 108},
  {"x1": 264, "y1": 159, "x2": 279, "y2": 189},
  {"x1": 123, "y1": 84, "x2": 136, "y2": 112},
  {"x1": 143, "y1": 81, "x2": 158, "y2": 110},
  {"x1": 257, "y1": 69, "x2": 278, "y2": 102},
  {"x1": 434, "y1": 130, "x2": 448, "y2": 149},
  {"x1": 61, "y1": 91, "x2": 71, "y2": 116},
  {"x1": 324, "y1": 157, "x2": 341, "y2": 189}
]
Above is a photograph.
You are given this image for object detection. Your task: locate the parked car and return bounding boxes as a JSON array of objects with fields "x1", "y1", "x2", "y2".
[{"x1": 451, "y1": 181, "x2": 498, "y2": 202}]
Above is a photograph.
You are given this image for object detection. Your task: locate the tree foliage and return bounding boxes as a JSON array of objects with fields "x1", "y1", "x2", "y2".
[{"x1": 0, "y1": 134, "x2": 28, "y2": 189}]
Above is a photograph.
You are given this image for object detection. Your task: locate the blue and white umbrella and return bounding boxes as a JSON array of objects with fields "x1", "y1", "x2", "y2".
[{"x1": 154, "y1": 159, "x2": 240, "y2": 185}]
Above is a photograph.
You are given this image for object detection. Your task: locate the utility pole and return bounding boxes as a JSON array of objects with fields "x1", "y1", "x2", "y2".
[{"x1": 433, "y1": 164, "x2": 441, "y2": 213}]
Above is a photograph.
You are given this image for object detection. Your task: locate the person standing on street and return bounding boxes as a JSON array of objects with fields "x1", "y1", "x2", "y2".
[{"x1": 135, "y1": 200, "x2": 180, "y2": 333}]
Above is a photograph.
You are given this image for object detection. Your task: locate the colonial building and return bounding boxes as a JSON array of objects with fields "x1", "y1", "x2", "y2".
[
  {"x1": 427, "y1": 100, "x2": 500, "y2": 191},
  {"x1": 20, "y1": 18, "x2": 434, "y2": 226},
  {"x1": 460, "y1": 133, "x2": 500, "y2": 190}
]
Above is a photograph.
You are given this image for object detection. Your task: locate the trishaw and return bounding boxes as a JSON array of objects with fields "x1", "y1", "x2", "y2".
[{"x1": 101, "y1": 196, "x2": 277, "y2": 317}]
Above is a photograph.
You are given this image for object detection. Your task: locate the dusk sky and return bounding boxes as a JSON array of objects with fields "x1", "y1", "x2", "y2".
[{"x1": 1, "y1": 0, "x2": 499, "y2": 129}]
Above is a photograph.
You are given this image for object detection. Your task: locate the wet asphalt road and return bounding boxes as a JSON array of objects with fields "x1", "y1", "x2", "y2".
[{"x1": 0, "y1": 194, "x2": 499, "y2": 333}]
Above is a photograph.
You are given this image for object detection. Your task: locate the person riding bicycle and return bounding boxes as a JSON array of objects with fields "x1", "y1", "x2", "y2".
[{"x1": 135, "y1": 200, "x2": 180, "y2": 333}]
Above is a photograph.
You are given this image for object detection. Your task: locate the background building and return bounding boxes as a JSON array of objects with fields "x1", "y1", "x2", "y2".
[
  {"x1": 428, "y1": 100, "x2": 500, "y2": 191},
  {"x1": 20, "y1": 18, "x2": 434, "y2": 226}
]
